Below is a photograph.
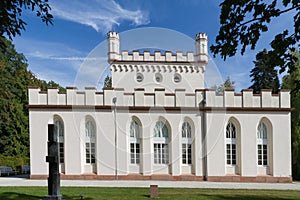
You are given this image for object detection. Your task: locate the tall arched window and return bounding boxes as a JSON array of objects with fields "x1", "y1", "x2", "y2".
[
  {"x1": 257, "y1": 122, "x2": 268, "y2": 166},
  {"x1": 130, "y1": 120, "x2": 140, "y2": 164},
  {"x1": 182, "y1": 121, "x2": 192, "y2": 165},
  {"x1": 153, "y1": 121, "x2": 169, "y2": 164},
  {"x1": 85, "y1": 120, "x2": 96, "y2": 164},
  {"x1": 226, "y1": 121, "x2": 236, "y2": 165},
  {"x1": 54, "y1": 118, "x2": 64, "y2": 164}
]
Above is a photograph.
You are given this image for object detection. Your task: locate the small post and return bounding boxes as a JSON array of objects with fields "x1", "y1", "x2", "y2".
[
  {"x1": 44, "y1": 124, "x2": 62, "y2": 200},
  {"x1": 150, "y1": 185, "x2": 158, "y2": 198},
  {"x1": 201, "y1": 90, "x2": 208, "y2": 181},
  {"x1": 113, "y1": 97, "x2": 118, "y2": 180}
]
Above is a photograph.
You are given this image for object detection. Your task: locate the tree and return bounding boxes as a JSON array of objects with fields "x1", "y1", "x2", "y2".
[
  {"x1": 0, "y1": 37, "x2": 63, "y2": 159},
  {"x1": 103, "y1": 75, "x2": 112, "y2": 89},
  {"x1": 0, "y1": 0, "x2": 53, "y2": 51},
  {"x1": 211, "y1": 0, "x2": 300, "y2": 73},
  {"x1": 282, "y1": 50, "x2": 300, "y2": 180},
  {"x1": 0, "y1": 37, "x2": 30, "y2": 157},
  {"x1": 212, "y1": 76, "x2": 235, "y2": 94},
  {"x1": 0, "y1": 0, "x2": 53, "y2": 39},
  {"x1": 249, "y1": 49, "x2": 280, "y2": 94}
]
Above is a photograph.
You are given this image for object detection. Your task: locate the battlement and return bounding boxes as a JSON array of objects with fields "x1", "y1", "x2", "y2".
[
  {"x1": 107, "y1": 31, "x2": 119, "y2": 39},
  {"x1": 117, "y1": 50, "x2": 197, "y2": 63},
  {"x1": 109, "y1": 49, "x2": 205, "y2": 64},
  {"x1": 107, "y1": 31, "x2": 208, "y2": 64},
  {"x1": 28, "y1": 87, "x2": 290, "y2": 110},
  {"x1": 195, "y1": 32, "x2": 207, "y2": 41}
]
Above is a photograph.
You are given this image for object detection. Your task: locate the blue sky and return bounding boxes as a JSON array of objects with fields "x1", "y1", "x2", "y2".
[{"x1": 13, "y1": 0, "x2": 294, "y2": 91}]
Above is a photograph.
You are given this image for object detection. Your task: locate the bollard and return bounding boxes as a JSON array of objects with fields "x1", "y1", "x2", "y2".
[{"x1": 150, "y1": 185, "x2": 158, "y2": 198}]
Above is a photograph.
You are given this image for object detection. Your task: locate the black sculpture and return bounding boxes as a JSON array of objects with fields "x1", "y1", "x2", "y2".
[{"x1": 43, "y1": 124, "x2": 62, "y2": 200}]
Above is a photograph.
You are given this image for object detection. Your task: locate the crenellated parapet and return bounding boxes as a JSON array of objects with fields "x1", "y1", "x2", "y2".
[
  {"x1": 117, "y1": 50, "x2": 197, "y2": 63},
  {"x1": 28, "y1": 87, "x2": 290, "y2": 110},
  {"x1": 107, "y1": 31, "x2": 208, "y2": 64}
]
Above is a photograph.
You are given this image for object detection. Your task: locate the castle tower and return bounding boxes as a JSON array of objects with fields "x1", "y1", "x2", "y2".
[
  {"x1": 107, "y1": 31, "x2": 120, "y2": 63},
  {"x1": 195, "y1": 33, "x2": 208, "y2": 64},
  {"x1": 108, "y1": 31, "x2": 207, "y2": 92}
]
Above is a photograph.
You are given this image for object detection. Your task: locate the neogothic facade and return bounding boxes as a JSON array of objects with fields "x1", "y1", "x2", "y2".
[{"x1": 28, "y1": 32, "x2": 292, "y2": 182}]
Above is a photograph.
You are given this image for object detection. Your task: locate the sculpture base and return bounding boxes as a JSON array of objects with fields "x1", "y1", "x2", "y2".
[{"x1": 43, "y1": 195, "x2": 62, "y2": 200}]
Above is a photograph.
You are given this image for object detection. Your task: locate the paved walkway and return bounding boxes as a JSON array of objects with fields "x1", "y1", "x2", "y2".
[{"x1": 0, "y1": 176, "x2": 300, "y2": 190}]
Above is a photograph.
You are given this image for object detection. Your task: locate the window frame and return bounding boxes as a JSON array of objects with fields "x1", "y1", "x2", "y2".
[
  {"x1": 85, "y1": 120, "x2": 96, "y2": 164},
  {"x1": 54, "y1": 119, "x2": 64, "y2": 164},
  {"x1": 225, "y1": 121, "x2": 237, "y2": 166},
  {"x1": 130, "y1": 120, "x2": 141, "y2": 165},
  {"x1": 136, "y1": 73, "x2": 144, "y2": 83},
  {"x1": 182, "y1": 121, "x2": 192, "y2": 165},
  {"x1": 257, "y1": 122, "x2": 268, "y2": 166},
  {"x1": 153, "y1": 121, "x2": 169, "y2": 165}
]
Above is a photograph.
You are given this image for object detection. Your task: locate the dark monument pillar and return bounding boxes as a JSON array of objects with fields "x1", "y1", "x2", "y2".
[{"x1": 44, "y1": 124, "x2": 62, "y2": 200}]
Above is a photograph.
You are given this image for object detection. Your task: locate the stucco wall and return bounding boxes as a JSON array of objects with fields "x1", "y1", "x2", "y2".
[{"x1": 29, "y1": 105, "x2": 291, "y2": 179}]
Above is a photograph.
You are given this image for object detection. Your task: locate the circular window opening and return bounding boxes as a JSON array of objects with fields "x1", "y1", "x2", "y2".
[
  {"x1": 136, "y1": 73, "x2": 144, "y2": 82},
  {"x1": 174, "y1": 74, "x2": 181, "y2": 83},
  {"x1": 155, "y1": 73, "x2": 163, "y2": 83}
]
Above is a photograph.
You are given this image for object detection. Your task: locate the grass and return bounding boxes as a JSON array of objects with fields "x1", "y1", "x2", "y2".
[{"x1": 0, "y1": 187, "x2": 299, "y2": 199}]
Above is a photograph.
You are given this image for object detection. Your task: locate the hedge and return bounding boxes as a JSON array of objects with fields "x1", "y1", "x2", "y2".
[{"x1": 0, "y1": 155, "x2": 29, "y2": 169}]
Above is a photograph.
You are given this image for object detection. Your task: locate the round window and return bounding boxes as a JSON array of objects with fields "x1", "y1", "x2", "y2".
[
  {"x1": 155, "y1": 73, "x2": 163, "y2": 83},
  {"x1": 174, "y1": 73, "x2": 181, "y2": 83},
  {"x1": 136, "y1": 73, "x2": 144, "y2": 82}
]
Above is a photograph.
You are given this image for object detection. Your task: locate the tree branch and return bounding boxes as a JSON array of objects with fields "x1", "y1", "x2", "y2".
[{"x1": 236, "y1": 5, "x2": 300, "y2": 29}]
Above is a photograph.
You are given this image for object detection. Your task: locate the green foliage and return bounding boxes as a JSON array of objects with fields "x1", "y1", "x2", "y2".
[
  {"x1": 103, "y1": 75, "x2": 112, "y2": 89},
  {"x1": 36, "y1": 80, "x2": 66, "y2": 93},
  {"x1": 0, "y1": 38, "x2": 30, "y2": 157},
  {"x1": 282, "y1": 50, "x2": 300, "y2": 180},
  {"x1": 211, "y1": 0, "x2": 300, "y2": 73},
  {"x1": 0, "y1": 155, "x2": 29, "y2": 170},
  {"x1": 0, "y1": 37, "x2": 64, "y2": 160},
  {"x1": 0, "y1": 0, "x2": 53, "y2": 40},
  {"x1": 211, "y1": 76, "x2": 235, "y2": 94},
  {"x1": 249, "y1": 49, "x2": 280, "y2": 94}
]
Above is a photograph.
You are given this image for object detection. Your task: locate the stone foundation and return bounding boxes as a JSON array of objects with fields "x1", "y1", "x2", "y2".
[{"x1": 30, "y1": 174, "x2": 292, "y2": 183}]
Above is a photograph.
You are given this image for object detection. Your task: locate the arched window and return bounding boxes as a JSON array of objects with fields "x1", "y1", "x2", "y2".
[
  {"x1": 130, "y1": 120, "x2": 140, "y2": 164},
  {"x1": 226, "y1": 121, "x2": 236, "y2": 165},
  {"x1": 182, "y1": 121, "x2": 192, "y2": 165},
  {"x1": 54, "y1": 118, "x2": 64, "y2": 164},
  {"x1": 257, "y1": 122, "x2": 268, "y2": 166},
  {"x1": 153, "y1": 121, "x2": 169, "y2": 164},
  {"x1": 85, "y1": 120, "x2": 96, "y2": 164}
]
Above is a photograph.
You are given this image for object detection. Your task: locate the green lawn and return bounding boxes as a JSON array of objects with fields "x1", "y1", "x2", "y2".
[{"x1": 0, "y1": 187, "x2": 299, "y2": 199}]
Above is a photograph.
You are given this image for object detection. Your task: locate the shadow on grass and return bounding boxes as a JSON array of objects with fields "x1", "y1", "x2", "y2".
[
  {"x1": 188, "y1": 194, "x2": 297, "y2": 200},
  {"x1": 0, "y1": 192, "x2": 40, "y2": 199},
  {"x1": 152, "y1": 189, "x2": 300, "y2": 200},
  {"x1": 0, "y1": 192, "x2": 94, "y2": 200}
]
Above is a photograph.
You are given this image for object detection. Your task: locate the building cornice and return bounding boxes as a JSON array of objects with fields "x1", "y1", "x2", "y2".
[{"x1": 28, "y1": 105, "x2": 291, "y2": 113}]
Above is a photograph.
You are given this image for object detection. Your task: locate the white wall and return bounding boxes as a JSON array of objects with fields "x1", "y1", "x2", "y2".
[
  {"x1": 30, "y1": 107, "x2": 291, "y2": 179},
  {"x1": 111, "y1": 64, "x2": 205, "y2": 93},
  {"x1": 206, "y1": 112, "x2": 291, "y2": 177},
  {"x1": 30, "y1": 109, "x2": 205, "y2": 176}
]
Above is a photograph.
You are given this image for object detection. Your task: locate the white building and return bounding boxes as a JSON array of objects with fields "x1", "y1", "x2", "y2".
[{"x1": 28, "y1": 32, "x2": 292, "y2": 182}]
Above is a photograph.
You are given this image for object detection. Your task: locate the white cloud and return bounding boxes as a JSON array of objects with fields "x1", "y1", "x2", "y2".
[{"x1": 51, "y1": 0, "x2": 150, "y2": 33}]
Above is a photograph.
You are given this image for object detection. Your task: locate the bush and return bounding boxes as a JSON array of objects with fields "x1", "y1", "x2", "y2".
[{"x1": 0, "y1": 155, "x2": 29, "y2": 170}]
